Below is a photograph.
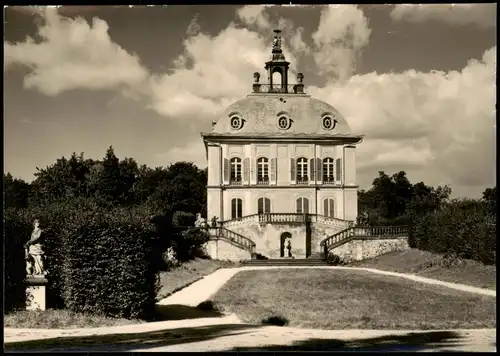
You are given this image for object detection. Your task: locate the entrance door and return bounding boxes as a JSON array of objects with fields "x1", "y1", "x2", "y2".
[{"x1": 280, "y1": 232, "x2": 291, "y2": 257}]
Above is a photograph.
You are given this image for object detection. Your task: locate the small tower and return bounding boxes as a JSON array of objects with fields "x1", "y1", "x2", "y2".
[{"x1": 265, "y1": 30, "x2": 290, "y2": 93}]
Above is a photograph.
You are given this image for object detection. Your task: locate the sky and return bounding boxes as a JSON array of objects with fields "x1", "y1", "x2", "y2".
[{"x1": 4, "y1": 4, "x2": 497, "y2": 199}]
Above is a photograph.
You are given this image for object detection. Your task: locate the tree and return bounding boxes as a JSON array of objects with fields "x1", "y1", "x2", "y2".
[
  {"x1": 29, "y1": 153, "x2": 93, "y2": 206},
  {"x1": 3, "y1": 173, "x2": 30, "y2": 209}
]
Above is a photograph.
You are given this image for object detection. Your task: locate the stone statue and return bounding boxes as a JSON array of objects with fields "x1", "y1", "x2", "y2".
[
  {"x1": 273, "y1": 35, "x2": 281, "y2": 49},
  {"x1": 195, "y1": 213, "x2": 208, "y2": 228},
  {"x1": 297, "y1": 72, "x2": 304, "y2": 84},
  {"x1": 25, "y1": 219, "x2": 46, "y2": 277},
  {"x1": 253, "y1": 72, "x2": 260, "y2": 83},
  {"x1": 286, "y1": 238, "x2": 292, "y2": 257},
  {"x1": 211, "y1": 216, "x2": 219, "y2": 228}
]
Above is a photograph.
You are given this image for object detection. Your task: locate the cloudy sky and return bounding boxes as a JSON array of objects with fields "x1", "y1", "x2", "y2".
[{"x1": 4, "y1": 4, "x2": 497, "y2": 198}]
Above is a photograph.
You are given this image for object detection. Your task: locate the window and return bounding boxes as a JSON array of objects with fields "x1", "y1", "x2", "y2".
[
  {"x1": 258, "y1": 197, "x2": 271, "y2": 214},
  {"x1": 296, "y1": 157, "x2": 308, "y2": 184},
  {"x1": 322, "y1": 116, "x2": 337, "y2": 130},
  {"x1": 231, "y1": 198, "x2": 243, "y2": 219},
  {"x1": 324, "y1": 198, "x2": 335, "y2": 218},
  {"x1": 230, "y1": 157, "x2": 242, "y2": 184},
  {"x1": 277, "y1": 116, "x2": 292, "y2": 130},
  {"x1": 230, "y1": 116, "x2": 244, "y2": 130},
  {"x1": 296, "y1": 197, "x2": 309, "y2": 214},
  {"x1": 323, "y1": 157, "x2": 335, "y2": 184},
  {"x1": 257, "y1": 158, "x2": 269, "y2": 184}
]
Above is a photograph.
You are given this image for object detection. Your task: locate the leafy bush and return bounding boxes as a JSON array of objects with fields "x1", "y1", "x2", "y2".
[
  {"x1": 325, "y1": 253, "x2": 347, "y2": 266},
  {"x1": 172, "y1": 227, "x2": 210, "y2": 262},
  {"x1": 59, "y1": 204, "x2": 160, "y2": 320},
  {"x1": 4, "y1": 208, "x2": 32, "y2": 313},
  {"x1": 409, "y1": 199, "x2": 496, "y2": 265}
]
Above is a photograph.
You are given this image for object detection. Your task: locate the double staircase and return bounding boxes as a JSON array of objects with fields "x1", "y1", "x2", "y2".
[{"x1": 206, "y1": 215, "x2": 409, "y2": 264}]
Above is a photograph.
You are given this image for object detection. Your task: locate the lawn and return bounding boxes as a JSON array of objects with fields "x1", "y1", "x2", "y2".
[
  {"x1": 157, "y1": 258, "x2": 237, "y2": 300},
  {"x1": 349, "y1": 249, "x2": 496, "y2": 290},
  {"x1": 211, "y1": 269, "x2": 496, "y2": 330}
]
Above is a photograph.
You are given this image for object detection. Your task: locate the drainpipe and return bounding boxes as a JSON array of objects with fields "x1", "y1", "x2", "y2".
[{"x1": 219, "y1": 143, "x2": 224, "y2": 222}]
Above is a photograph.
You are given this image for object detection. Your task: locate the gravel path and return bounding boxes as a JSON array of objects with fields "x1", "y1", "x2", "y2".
[{"x1": 4, "y1": 266, "x2": 496, "y2": 352}]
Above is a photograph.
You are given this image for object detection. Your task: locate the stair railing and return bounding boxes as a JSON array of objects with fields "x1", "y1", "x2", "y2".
[{"x1": 320, "y1": 225, "x2": 409, "y2": 257}]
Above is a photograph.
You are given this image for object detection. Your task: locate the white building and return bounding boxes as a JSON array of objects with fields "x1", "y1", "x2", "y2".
[{"x1": 201, "y1": 30, "x2": 364, "y2": 260}]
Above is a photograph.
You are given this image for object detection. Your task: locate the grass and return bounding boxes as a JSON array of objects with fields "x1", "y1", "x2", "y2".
[
  {"x1": 349, "y1": 249, "x2": 496, "y2": 290},
  {"x1": 157, "y1": 257, "x2": 237, "y2": 300},
  {"x1": 211, "y1": 269, "x2": 496, "y2": 330},
  {"x1": 4, "y1": 309, "x2": 144, "y2": 329}
]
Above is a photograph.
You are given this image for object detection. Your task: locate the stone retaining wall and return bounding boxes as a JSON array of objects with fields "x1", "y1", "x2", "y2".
[{"x1": 331, "y1": 236, "x2": 409, "y2": 262}]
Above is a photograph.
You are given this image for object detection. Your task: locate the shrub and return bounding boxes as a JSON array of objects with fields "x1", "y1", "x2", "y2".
[
  {"x1": 409, "y1": 199, "x2": 496, "y2": 265},
  {"x1": 197, "y1": 300, "x2": 219, "y2": 312},
  {"x1": 4, "y1": 208, "x2": 32, "y2": 313},
  {"x1": 172, "y1": 227, "x2": 210, "y2": 262},
  {"x1": 58, "y1": 203, "x2": 160, "y2": 320},
  {"x1": 325, "y1": 253, "x2": 347, "y2": 266},
  {"x1": 261, "y1": 314, "x2": 289, "y2": 326}
]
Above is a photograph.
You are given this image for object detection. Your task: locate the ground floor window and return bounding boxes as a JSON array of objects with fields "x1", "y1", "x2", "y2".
[
  {"x1": 258, "y1": 197, "x2": 271, "y2": 214},
  {"x1": 296, "y1": 197, "x2": 309, "y2": 214},
  {"x1": 324, "y1": 198, "x2": 335, "y2": 218},
  {"x1": 231, "y1": 198, "x2": 243, "y2": 219}
]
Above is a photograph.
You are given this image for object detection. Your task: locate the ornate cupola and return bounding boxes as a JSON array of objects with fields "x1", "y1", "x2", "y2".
[{"x1": 252, "y1": 29, "x2": 305, "y2": 95}]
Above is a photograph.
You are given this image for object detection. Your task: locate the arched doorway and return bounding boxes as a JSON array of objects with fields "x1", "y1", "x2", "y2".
[{"x1": 280, "y1": 232, "x2": 292, "y2": 258}]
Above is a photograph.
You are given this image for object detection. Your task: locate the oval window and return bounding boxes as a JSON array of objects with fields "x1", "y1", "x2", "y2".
[
  {"x1": 322, "y1": 116, "x2": 336, "y2": 131},
  {"x1": 230, "y1": 116, "x2": 244, "y2": 130},
  {"x1": 278, "y1": 116, "x2": 291, "y2": 130}
]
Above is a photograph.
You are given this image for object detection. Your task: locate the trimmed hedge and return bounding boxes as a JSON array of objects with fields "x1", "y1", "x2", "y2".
[
  {"x1": 4, "y1": 208, "x2": 32, "y2": 313},
  {"x1": 59, "y1": 204, "x2": 160, "y2": 320},
  {"x1": 409, "y1": 199, "x2": 496, "y2": 265}
]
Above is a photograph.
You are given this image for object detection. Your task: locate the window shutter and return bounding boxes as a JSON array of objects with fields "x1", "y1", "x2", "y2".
[
  {"x1": 250, "y1": 158, "x2": 256, "y2": 184},
  {"x1": 258, "y1": 198, "x2": 263, "y2": 214},
  {"x1": 270, "y1": 158, "x2": 277, "y2": 183},
  {"x1": 231, "y1": 199, "x2": 236, "y2": 219},
  {"x1": 223, "y1": 158, "x2": 229, "y2": 184},
  {"x1": 243, "y1": 158, "x2": 249, "y2": 184},
  {"x1": 336, "y1": 158, "x2": 342, "y2": 182},
  {"x1": 304, "y1": 198, "x2": 309, "y2": 214},
  {"x1": 265, "y1": 198, "x2": 271, "y2": 213},
  {"x1": 309, "y1": 158, "x2": 315, "y2": 182},
  {"x1": 324, "y1": 199, "x2": 328, "y2": 216},
  {"x1": 290, "y1": 158, "x2": 296, "y2": 183},
  {"x1": 237, "y1": 199, "x2": 243, "y2": 218},
  {"x1": 329, "y1": 199, "x2": 335, "y2": 218},
  {"x1": 316, "y1": 158, "x2": 322, "y2": 184},
  {"x1": 296, "y1": 198, "x2": 302, "y2": 213}
]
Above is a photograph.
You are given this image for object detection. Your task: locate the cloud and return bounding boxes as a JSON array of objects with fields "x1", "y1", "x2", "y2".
[
  {"x1": 390, "y1": 4, "x2": 497, "y2": 29},
  {"x1": 146, "y1": 23, "x2": 302, "y2": 122},
  {"x1": 311, "y1": 5, "x2": 371, "y2": 83},
  {"x1": 157, "y1": 140, "x2": 207, "y2": 169},
  {"x1": 236, "y1": 5, "x2": 272, "y2": 31},
  {"x1": 310, "y1": 46, "x2": 496, "y2": 189},
  {"x1": 186, "y1": 13, "x2": 201, "y2": 36},
  {"x1": 4, "y1": 8, "x2": 149, "y2": 96}
]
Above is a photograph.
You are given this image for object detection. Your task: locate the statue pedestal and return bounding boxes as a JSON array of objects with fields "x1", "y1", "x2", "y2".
[{"x1": 26, "y1": 276, "x2": 48, "y2": 311}]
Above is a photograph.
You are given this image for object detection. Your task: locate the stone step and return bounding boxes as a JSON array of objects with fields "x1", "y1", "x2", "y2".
[{"x1": 243, "y1": 259, "x2": 328, "y2": 266}]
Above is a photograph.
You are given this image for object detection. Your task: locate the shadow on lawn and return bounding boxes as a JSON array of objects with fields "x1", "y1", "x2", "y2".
[
  {"x1": 5, "y1": 326, "x2": 478, "y2": 352},
  {"x1": 153, "y1": 304, "x2": 223, "y2": 321},
  {"x1": 230, "y1": 331, "x2": 470, "y2": 352}
]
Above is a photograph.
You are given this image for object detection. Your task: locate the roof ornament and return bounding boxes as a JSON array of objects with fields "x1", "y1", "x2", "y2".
[{"x1": 272, "y1": 29, "x2": 282, "y2": 51}]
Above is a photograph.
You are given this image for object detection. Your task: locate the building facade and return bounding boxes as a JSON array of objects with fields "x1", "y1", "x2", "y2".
[{"x1": 201, "y1": 30, "x2": 364, "y2": 259}]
